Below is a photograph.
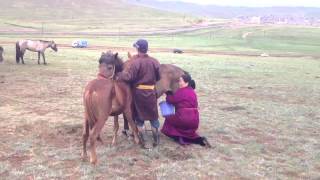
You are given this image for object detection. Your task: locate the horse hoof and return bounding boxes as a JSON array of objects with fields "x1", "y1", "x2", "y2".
[
  {"x1": 135, "y1": 139, "x2": 140, "y2": 144},
  {"x1": 122, "y1": 130, "x2": 128, "y2": 137},
  {"x1": 90, "y1": 158, "x2": 97, "y2": 165},
  {"x1": 97, "y1": 136, "x2": 104, "y2": 144},
  {"x1": 111, "y1": 140, "x2": 117, "y2": 146},
  {"x1": 81, "y1": 153, "x2": 88, "y2": 161},
  {"x1": 82, "y1": 156, "x2": 88, "y2": 162}
]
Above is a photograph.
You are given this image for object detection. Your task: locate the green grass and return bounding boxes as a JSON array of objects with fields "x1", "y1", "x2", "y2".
[
  {"x1": 0, "y1": 48, "x2": 319, "y2": 179},
  {"x1": 0, "y1": 0, "x2": 320, "y2": 178},
  {"x1": 1, "y1": 25, "x2": 320, "y2": 57}
]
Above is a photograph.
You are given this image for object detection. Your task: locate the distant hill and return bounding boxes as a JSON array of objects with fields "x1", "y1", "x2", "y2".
[
  {"x1": 0, "y1": 0, "x2": 197, "y2": 33},
  {"x1": 127, "y1": 0, "x2": 320, "y2": 19}
]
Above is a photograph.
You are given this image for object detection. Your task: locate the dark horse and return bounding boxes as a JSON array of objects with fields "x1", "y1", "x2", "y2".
[
  {"x1": 16, "y1": 40, "x2": 58, "y2": 64},
  {"x1": 82, "y1": 51, "x2": 139, "y2": 165},
  {"x1": 121, "y1": 53, "x2": 186, "y2": 135},
  {"x1": 0, "y1": 46, "x2": 3, "y2": 63}
]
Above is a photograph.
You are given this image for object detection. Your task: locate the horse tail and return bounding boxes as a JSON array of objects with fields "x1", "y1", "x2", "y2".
[
  {"x1": 16, "y1": 42, "x2": 20, "y2": 63},
  {"x1": 84, "y1": 90, "x2": 97, "y2": 130}
]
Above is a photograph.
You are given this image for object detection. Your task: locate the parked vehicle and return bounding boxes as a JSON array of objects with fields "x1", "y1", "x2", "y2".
[{"x1": 72, "y1": 40, "x2": 88, "y2": 48}]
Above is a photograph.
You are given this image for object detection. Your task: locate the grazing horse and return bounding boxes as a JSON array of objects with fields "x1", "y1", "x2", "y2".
[
  {"x1": 16, "y1": 40, "x2": 58, "y2": 64},
  {"x1": 82, "y1": 51, "x2": 139, "y2": 165},
  {"x1": 0, "y1": 46, "x2": 3, "y2": 63}
]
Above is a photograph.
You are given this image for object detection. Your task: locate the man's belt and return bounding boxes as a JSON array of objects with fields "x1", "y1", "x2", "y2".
[{"x1": 136, "y1": 84, "x2": 155, "y2": 90}]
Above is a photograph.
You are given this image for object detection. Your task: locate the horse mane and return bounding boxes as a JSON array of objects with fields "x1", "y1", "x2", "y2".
[
  {"x1": 99, "y1": 51, "x2": 123, "y2": 73},
  {"x1": 39, "y1": 40, "x2": 53, "y2": 43}
]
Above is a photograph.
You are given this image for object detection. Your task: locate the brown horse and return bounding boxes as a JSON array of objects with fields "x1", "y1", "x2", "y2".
[
  {"x1": 0, "y1": 46, "x2": 3, "y2": 63},
  {"x1": 156, "y1": 64, "x2": 185, "y2": 97},
  {"x1": 16, "y1": 40, "x2": 58, "y2": 65},
  {"x1": 122, "y1": 52, "x2": 185, "y2": 135},
  {"x1": 82, "y1": 51, "x2": 139, "y2": 165},
  {"x1": 126, "y1": 52, "x2": 185, "y2": 96}
]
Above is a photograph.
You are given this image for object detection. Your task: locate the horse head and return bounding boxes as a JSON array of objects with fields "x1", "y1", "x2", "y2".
[
  {"x1": 99, "y1": 51, "x2": 123, "y2": 79},
  {"x1": 50, "y1": 41, "x2": 58, "y2": 52}
]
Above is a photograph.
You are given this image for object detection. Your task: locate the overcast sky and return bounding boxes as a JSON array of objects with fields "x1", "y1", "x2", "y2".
[{"x1": 158, "y1": 0, "x2": 320, "y2": 7}]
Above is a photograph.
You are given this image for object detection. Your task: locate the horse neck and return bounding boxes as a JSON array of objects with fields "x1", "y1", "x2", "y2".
[
  {"x1": 45, "y1": 41, "x2": 53, "y2": 48},
  {"x1": 122, "y1": 60, "x2": 133, "y2": 72},
  {"x1": 113, "y1": 59, "x2": 124, "y2": 74}
]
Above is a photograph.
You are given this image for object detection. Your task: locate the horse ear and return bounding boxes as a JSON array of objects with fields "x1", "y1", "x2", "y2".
[
  {"x1": 128, "y1": 52, "x2": 132, "y2": 59},
  {"x1": 114, "y1": 52, "x2": 118, "y2": 59}
]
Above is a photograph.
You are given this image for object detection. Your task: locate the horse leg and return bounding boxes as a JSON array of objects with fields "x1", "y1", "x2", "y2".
[
  {"x1": 82, "y1": 119, "x2": 89, "y2": 161},
  {"x1": 38, "y1": 52, "x2": 40, "y2": 65},
  {"x1": 89, "y1": 118, "x2": 107, "y2": 165},
  {"x1": 21, "y1": 51, "x2": 25, "y2": 64},
  {"x1": 112, "y1": 115, "x2": 119, "y2": 146},
  {"x1": 41, "y1": 52, "x2": 46, "y2": 65},
  {"x1": 123, "y1": 109, "x2": 139, "y2": 144},
  {"x1": 97, "y1": 135, "x2": 103, "y2": 144},
  {"x1": 16, "y1": 42, "x2": 20, "y2": 63},
  {"x1": 122, "y1": 114, "x2": 130, "y2": 137}
]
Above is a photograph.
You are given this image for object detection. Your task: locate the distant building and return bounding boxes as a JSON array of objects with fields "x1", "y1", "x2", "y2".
[
  {"x1": 234, "y1": 14, "x2": 320, "y2": 27},
  {"x1": 250, "y1": 16, "x2": 261, "y2": 24}
]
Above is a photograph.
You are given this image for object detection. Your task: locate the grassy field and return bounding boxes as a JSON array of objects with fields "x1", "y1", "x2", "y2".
[
  {"x1": 2, "y1": 0, "x2": 320, "y2": 57},
  {"x1": 0, "y1": 42, "x2": 320, "y2": 179},
  {"x1": 1, "y1": 25, "x2": 320, "y2": 58},
  {"x1": 1, "y1": 0, "x2": 320, "y2": 179}
]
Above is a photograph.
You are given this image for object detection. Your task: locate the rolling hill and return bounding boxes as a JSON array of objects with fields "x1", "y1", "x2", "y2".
[
  {"x1": 0, "y1": 0, "x2": 199, "y2": 33},
  {"x1": 127, "y1": 0, "x2": 320, "y2": 19}
]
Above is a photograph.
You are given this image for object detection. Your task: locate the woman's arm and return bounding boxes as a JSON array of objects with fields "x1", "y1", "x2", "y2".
[{"x1": 166, "y1": 89, "x2": 182, "y2": 105}]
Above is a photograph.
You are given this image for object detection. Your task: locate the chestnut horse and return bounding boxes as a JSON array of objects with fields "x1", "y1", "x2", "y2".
[{"x1": 82, "y1": 51, "x2": 139, "y2": 165}]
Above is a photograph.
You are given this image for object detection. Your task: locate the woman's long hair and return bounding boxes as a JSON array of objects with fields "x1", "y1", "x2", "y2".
[{"x1": 182, "y1": 71, "x2": 196, "y2": 89}]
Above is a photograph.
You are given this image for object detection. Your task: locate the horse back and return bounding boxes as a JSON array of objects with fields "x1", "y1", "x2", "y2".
[
  {"x1": 156, "y1": 64, "x2": 185, "y2": 97},
  {"x1": 18, "y1": 40, "x2": 44, "y2": 52}
]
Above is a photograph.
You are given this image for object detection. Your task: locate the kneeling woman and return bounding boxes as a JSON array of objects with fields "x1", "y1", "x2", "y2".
[{"x1": 161, "y1": 72, "x2": 212, "y2": 147}]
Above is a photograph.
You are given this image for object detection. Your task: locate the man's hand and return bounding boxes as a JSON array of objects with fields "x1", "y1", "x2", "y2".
[{"x1": 165, "y1": 91, "x2": 173, "y2": 95}]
